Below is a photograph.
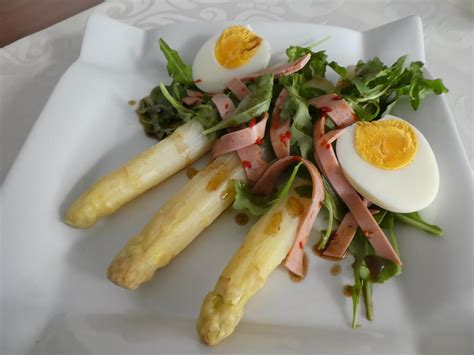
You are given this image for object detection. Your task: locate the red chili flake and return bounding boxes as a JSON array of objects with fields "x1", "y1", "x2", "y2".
[
  {"x1": 299, "y1": 241, "x2": 304, "y2": 249},
  {"x1": 292, "y1": 156, "x2": 302, "y2": 162},
  {"x1": 194, "y1": 78, "x2": 202, "y2": 84},
  {"x1": 332, "y1": 95, "x2": 342, "y2": 101},
  {"x1": 320, "y1": 140, "x2": 326, "y2": 147},
  {"x1": 255, "y1": 137, "x2": 264, "y2": 145},
  {"x1": 242, "y1": 160, "x2": 252, "y2": 169},
  {"x1": 348, "y1": 224, "x2": 353, "y2": 229},
  {"x1": 224, "y1": 103, "x2": 229, "y2": 109},
  {"x1": 279, "y1": 130, "x2": 292, "y2": 143},
  {"x1": 248, "y1": 118, "x2": 256, "y2": 128},
  {"x1": 320, "y1": 106, "x2": 332, "y2": 113},
  {"x1": 325, "y1": 143, "x2": 331, "y2": 149}
]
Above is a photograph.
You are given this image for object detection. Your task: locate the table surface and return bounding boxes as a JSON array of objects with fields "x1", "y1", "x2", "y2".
[{"x1": 0, "y1": 0, "x2": 472, "y2": 183}]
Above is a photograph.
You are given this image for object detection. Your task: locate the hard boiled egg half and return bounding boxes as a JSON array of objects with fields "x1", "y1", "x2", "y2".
[
  {"x1": 336, "y1": 115, "x2": 439, "y2": 213},
  {"x1": 192, "y1": 25, "x2": 271, "y2": 93}
]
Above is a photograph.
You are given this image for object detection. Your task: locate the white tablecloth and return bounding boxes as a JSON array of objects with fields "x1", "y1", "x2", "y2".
[{"x1": 1, "y1": 0, "x2": 472, "y2": 181}]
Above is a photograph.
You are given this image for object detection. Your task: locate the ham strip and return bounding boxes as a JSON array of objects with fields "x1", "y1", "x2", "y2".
[
  {"x1": 240, "y1": 54, "x2": 311, "y2": 81},
  {"x1": 186, "y1": 89, "x2": 204, "y2": 98},
  {"x1": 323, "y1": 207, "x2": 378, "y2": 259},
  {"x1": 226, "y1": 78, "x2": 252, "y2": 101},
  {"x1": 211, "y1": 94, "x2": 235, "y2": 119},
  {"x1": 313, "y1": 117, "x2": 401, "y2": 265},
  {"x1": 236, "y1": 145, "x2": 268, "y2": 181},
  {"x1": 182, "y1": 96, "x2": 202, "y2": 106},
  {"x1": 253, "y1": 156, "x2": 324, "y2": 276},
  {"x1": 212, "y1": 113, "x2": 268, "y2": 158},
  {"x1": 270, "y1": 88, "x2": 291, "y2": 158},
  {"x1": 211, "y1": 85, "x2": 268, "y2": 181},
  {"x1": 308, "y1": 94, "x2": 357, "y2": 128}
]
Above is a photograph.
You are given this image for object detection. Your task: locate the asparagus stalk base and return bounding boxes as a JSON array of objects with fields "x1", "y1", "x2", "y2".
[
  {"x1": 107, "y1": 152, "x2": 245, "y2": 290},
  {"x1": 65, "y1": 119, "x2": 213, "y2": 228}
]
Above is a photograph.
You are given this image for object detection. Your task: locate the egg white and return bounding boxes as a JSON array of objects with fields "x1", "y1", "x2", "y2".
[
  {"x1": 192, "y1": 26, "x2": 271, "y2": 93},
  {"x1": 335, "y1": 115, "x2": 439, "y2": 213}
]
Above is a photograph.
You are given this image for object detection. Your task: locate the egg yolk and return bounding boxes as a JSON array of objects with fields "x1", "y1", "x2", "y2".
[
  {"x1": 214, "y1": 26, "x2": 262, "y2": 69},
  {"x1": 354, "y1": 119, "x2": 418, "y2": 170}
]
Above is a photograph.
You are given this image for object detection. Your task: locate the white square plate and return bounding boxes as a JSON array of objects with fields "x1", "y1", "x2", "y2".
[{"x1": 2, "y1": 15, "x2": 473, "y2": 355}]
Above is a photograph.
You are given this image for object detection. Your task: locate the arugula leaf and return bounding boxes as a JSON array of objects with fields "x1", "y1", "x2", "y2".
[
  {"x1": 232, "y1": 162, "x2": 302, "y2": 216},
  {"x1": 159, "y1": 38, "x2": 193, "y2": 84},
  {"x1": 315, "y1": 178, "x2": 347, "y2": 250},
  {"x1": 347, "y1": 209, "x2": 401, "y2": 328},
  {"x1": 202, "y1": 74, "x2": 274, "y2": 134},
  {"x1": 280, "y1": 93, "x2": 314, "y2": 159},
  {"x1": 158, "y1": 83, "x2": 219, "y2": 136},
  {"x1": 232, "y1": 180, "x2": 275, "y2": 216},
  {"x1": 136, "y1": 84, "x2": 183, "y2": 139},
  {"x1": 322, "y1": 177, "x2": 346, "y2": 222},
  {"x1": 331, "y1": 55, "x2": 448, "y2": 121},
  {"x1": 159, "y1": 83, "x2": 193, "y2": 120},
  {"x1": 394, "y1": 211, "x2": 444, "y2": 236},
  {"x1": 286, "y1": 46, "x2": 328, "y2": 79}
]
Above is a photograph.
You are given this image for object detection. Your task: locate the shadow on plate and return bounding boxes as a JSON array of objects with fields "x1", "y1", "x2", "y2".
[{"x1": 1, "y1": 33, "x2": 83, "y2": 184}]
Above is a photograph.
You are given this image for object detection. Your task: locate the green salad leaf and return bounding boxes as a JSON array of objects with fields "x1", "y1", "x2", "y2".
[
  {"x1": 136, "y1": 83, "x2": 184, "y2": 139},
  {"x1": 280, "y1": 92, "x2": 314, "y2": 159},
  {"x1": 159, "y1": 38, "x2": 193, "y2": 84},
  {"x1": 330, "y1": 55, "x2": 448, "y2": 121},
  {"x1": 137, "y1": 40, "x2": 220, "y2": 139},
  {"x1": 203, "y1": 74, "x2": 274, "y2": 134},
  {"x1": 393, "y1": 211, "x2": 444, "y2": 236},
  {"x1": 233, "y1": 162, "x2": 302, "y2": 216},
  {"x1": 286, "y1": 46, "x2": 328, "y2": 79}
]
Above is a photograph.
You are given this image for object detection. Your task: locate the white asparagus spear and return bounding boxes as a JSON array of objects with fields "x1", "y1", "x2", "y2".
[
  {"x1": 65, "y1": 119, "x2": 213, "y2": 228},
  {"x1": 197, "y1": 181, "x2": 309, "y2": 345},
  {"x1": 107, "y1": 152, "x2": 245, "y2": 289}
]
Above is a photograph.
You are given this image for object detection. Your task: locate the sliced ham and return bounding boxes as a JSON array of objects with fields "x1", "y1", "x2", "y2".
[
  {"x1": 308, "y1": 93, "x2": 357, "y2": 128},
  {"x1": 186, "y1": 89, "x2": 204, "y2": 98},
  {"x1": 270, "y1": 88, "x2": 291, "y2": 158},
  {"x1": 236, "y1": 145, "x2": 269, "y2": 181},
  {"x1": 313, "y1": 116, "x2": 401, "y2": 265},
  {"x1": 323, "y1": 207, "x2": 378, "y2": 259},
  {"x1": 212, "y1": 113, "x2": 268, "y2": 159},
  {"x1": 253, "y1": 156, "x2": 324, "y2": 276},
  {"x1": 211, "y1": 93, "x2": 235, "y2": 119},
  {"x1": 240, "y1": 54, "x2": 311, "y2": 81},
  {"x1": 226, "y1": 78, "x2": 252, "y2": 101},
  {"x1": 211, "y1": 84, "x2": 268, "y2": 181},
  {"x1": 182, "y1": 96, "x2": 202, "y2": 106}
]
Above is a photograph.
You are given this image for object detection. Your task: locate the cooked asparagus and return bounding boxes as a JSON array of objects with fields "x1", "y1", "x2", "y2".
[
  {"x1": 197, "y1": 181, "x2": 309, "y2": 345},
  {"x1": 107, "y1": 152, "x2": 245, "y2": 289},
  {"x1": 65, "y1": 119, "x2": 213, "y2": 228}
]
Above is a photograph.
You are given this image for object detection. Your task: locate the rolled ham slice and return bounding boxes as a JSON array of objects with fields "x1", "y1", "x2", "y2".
[
  {"x1": 211, "y1": 86, "x2": 268, "y2": 181},
  {"x1": 270, "y1": 88, "x2": 291, "y2": 158},
  {"x1": 253, "y1": 156, "x2": 324, "y2": 276},
  {"x1": 211, "y1": 94, "x2": 235, "y2": 119},
  {"x1": 182, "y1": 96, "x2": 202, "y2": 106},
  {"x1": 323, "y1": 207, "x2": 378, "y2": 259},
  {"x1": 226, "y1": 78, "x2": 252, "y2": 101},
  {"x1": 186, "y1": 89, "x2": 204, "y2": 98},
  {"x1": 240, "y1": 54, "x2": 311, "y2": 81},
  {"x1": 313, "y1": 116, "x2": 401, "y2": 265},
  {"x1": 236, "y1": 145, "x2": 269, "y2": 182},
  {"x1": 212, "y1": 113, "x2": 268, "y2": 159},
  {"x1": 308, "y1": 94, "x2": 357, "y2": 128}
]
